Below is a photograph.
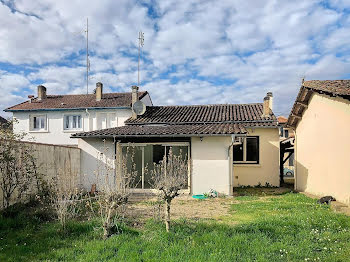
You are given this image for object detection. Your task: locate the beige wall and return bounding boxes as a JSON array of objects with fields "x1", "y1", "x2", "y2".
[
  {"x1": 191, "y1": 128, "x2": 279, "y2": 195},
  {"x1": 233, "y1": 128, "x2": 280, "y2": 187},
  {"x1": 296, "y1": 93, "x2": 350, "y2": 205}
]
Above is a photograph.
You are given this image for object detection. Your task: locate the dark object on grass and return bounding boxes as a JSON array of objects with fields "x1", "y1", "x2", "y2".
[{"x1": 317, "y1": 196, "x2": 336, "y2": 205}]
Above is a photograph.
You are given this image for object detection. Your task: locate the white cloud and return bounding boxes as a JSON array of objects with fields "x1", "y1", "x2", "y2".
[{"x1": 1, "y1": 0, "x2": 350, "y2": 118}]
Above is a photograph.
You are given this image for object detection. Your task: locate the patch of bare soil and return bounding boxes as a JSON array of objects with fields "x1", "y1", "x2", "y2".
[{"x1": 125, "y1": 196, "x2": 236, "y2": 227}]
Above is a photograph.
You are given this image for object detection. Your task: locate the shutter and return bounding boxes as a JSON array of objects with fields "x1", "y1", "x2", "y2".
[{"x1": 29, "y1": 115, "x2": 34, "y2": 131}]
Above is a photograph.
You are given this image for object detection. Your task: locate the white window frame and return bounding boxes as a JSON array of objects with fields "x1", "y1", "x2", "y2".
[
  {"x1": 63, "y1": 114, "x2": 83, "y2": 131},
  {"x1": 29, "y1": 114, "x2": 48, "y2": 132},
  {"x1": 233, "y1": 136, "x2": 259, "y2": 164},
  {"x1": 96, "y1": 112, "x2": 118, "y2": 130}
]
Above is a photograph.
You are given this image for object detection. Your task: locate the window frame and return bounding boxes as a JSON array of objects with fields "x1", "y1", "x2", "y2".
[
  {"x1": 233, "y1": 136, "x2": 259, "y2": 164},
  {"x1": 29, "y1": 114, "x2": 48, "y2": 132},
  {"x1": 63, "y1": 114, "x2": 83, "y2": 131}
]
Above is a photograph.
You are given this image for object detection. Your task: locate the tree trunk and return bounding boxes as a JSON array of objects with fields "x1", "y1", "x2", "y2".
[{"x1": 165, "y1": 199, "x2": 171, "y2": 232}]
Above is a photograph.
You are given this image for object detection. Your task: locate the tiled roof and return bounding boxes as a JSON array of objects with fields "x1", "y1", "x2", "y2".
[
  {"x1": 277, "y1": 116, "x2": 288, "y2": 124},
  {"x1": 126, "y1": 104, "x2": 276, "y2": 124},
  {"x1": 71, "y1": 123, "x2": 248, "y2": 138},
  {"x1": 72, "y1": 102, "x2": 278, "y2": 138},
  {"x1": 5, "y1": 92, "x2": 148, "y2": 111},
  {"x1": 303, "y1": 80, "x2": 350, "y2": 97},
  {"x1": 287, "y1": 80, "x2": 350, "y2": 127}
]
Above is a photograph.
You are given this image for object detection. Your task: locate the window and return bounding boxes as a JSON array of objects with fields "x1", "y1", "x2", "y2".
[
  {"x1": 97, "y1": 113, "x2": 117, "y2": 129},
  {"x1": 64, "y1": 115, "x2": 82, "y2": 130},
  {"x1": 233, "y1": 136, "x2": 259, "y2": 164},
  {"x1": 284, "y1": 129, "x2": 289, "y2": 138},
  {"x1": 122, "y1": 144, "x2": 189, "y2": 190},
  {"x1": 30, "y1": 115, "x2": 47, "y2": 131}
]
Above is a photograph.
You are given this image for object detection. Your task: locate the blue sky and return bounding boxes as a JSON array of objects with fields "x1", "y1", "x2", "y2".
[{"x1": 0, "y1": 0, "x2": 350, "y2": 117}]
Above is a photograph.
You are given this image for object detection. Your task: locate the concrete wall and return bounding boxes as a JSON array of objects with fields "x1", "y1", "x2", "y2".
[
  {"x1": 13, "y1": 108, "x2": 132, "y2": 145},
  {"x1": 295, "y1": 93, "x2": 350, "y2": 205},
  {"x1": 0, "y1": 141, "x2": 80, "y2": 208},
  {"x1": 233, "y1": 128, "x2": 280, "y2": 187}
]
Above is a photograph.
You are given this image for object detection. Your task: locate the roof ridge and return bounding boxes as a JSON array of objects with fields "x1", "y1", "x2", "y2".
[
  {"x1": 145, "y1": 103, "x2": 263, "y2": 108},
  {"x1": 45, "y1": 91, "x2": 147, "y2": 97}
]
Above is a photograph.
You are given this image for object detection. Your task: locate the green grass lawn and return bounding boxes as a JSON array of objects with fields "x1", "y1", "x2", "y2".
[{"x1": 1, "y1": 193, "x2": 350, "y2": 261}]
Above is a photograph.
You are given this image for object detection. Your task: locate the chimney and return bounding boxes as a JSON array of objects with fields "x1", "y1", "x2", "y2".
[
  {"x1": 37, "y1": 85, "x2": 47, "y2": 101},
  {"x1": 96, "y1": 82, "x2": 103, "y2": 101},
  {"x1": 131, "y1": 85, "x2": 139, "y2": 119},
  {"x1": 267, "y1": 92, "x2": 273, "y2": 111},
  {"x1": 263, "y1": 96, "x2": 270, "y2": 117}
]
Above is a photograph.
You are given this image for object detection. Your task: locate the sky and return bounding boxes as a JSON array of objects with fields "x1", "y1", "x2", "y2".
[{"x1": 0, "y1": 0, "x2": 350, "y2": 118}]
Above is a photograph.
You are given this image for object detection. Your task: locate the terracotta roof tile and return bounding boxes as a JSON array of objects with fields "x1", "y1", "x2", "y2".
[
  {"x1": 287, "y1": 80, "x2": 350, "y2": 127},
  {"x1": 5, "y1": 92, "x2": 148, "y2": 111},
  {"x1": 277, "y1": 116, "x2": 288, "y2": 124},
  {"x1": 303, "y1": 80, "x2": 350, "y2": 97}
]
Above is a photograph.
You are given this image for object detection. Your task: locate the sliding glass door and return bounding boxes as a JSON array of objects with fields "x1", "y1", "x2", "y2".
[{"x1": 121, "y1": 143, "x2": 190, "y2": 190}]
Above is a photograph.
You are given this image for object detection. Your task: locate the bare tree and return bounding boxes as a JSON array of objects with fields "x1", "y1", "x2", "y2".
[
  {"x1": 0, "y1": 126, "x2": 39, "y2": 209},
  {"x1": 149, "y1": 148, "x2": 188, "y2": 232},
  {"x1": 94, "y1": 141, "x2": 138, "y2": 239},
  {"x1": 48, "y1": 167, "x2": 81, "y2": 230}
]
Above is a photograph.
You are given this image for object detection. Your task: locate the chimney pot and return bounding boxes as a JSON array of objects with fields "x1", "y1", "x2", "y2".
[
  {"x1": 96, "y1": 82, "x2": 103, "y2": 101},
  {"x1": 266, "y1": 92, "x2": 273, "y2": 111},
  {"x1": 131, "y1": 85, "x2": 139, "y2": 119},
  {"x1": 37, "y1": 85, "x2": 47, "y2": 101}
]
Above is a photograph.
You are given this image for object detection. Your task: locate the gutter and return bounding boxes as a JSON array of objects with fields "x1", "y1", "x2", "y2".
[
  {"x1": 71, "y1": 132, "x2": 248, "y2": 139},
  {"x1": 5, "y1": 106, "x2": 131, "y2": 112}
]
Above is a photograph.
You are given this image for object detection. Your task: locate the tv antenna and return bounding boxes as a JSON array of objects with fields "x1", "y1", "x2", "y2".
[
  {"x1": 138, "y1": 31, "x2": 144, "y2": 86},
  {"x1": 85, "y1": 18, "x2": 90, "y2": 94}
]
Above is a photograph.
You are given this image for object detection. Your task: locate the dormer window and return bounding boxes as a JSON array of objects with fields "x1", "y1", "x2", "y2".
[
  {"x1": 29, "y1": 114, "x2": 47, "y2": 131},
  {"x1": 64, "y1": 115, "x2": 82, "y2": 130}
]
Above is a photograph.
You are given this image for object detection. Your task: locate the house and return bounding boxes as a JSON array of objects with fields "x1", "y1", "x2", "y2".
[
  {"x1": 4, "y1": 83, "x2": 153, "y2": 145},
  {"x1": 278, "y1": 116, "x2": 294, "y2": 139},
  {"x1": 287, "y1": 80, "x2": 350, "y2": 205},
  {"x1": 72, "y1": 91, "x2": 280, "y2": 195}
]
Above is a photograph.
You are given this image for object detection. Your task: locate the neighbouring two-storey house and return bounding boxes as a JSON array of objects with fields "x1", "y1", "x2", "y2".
[{"x1": 5, "y1": 83, "x2": 152, "y2": 145}]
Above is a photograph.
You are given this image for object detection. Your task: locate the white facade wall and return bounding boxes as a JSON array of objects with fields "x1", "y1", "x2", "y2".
[
  {"x1": 11, "y1": 94, "x2": 152, "y2": 146},
  {"x1": 191, "y1": 136, "x2": 232, "y2": 195},
  {"x1": 13, "y1": 108, "x2": 132, "y2": 145},
  {"x1": 78, "y1": 138, "x2": 115, "y2": 191}
]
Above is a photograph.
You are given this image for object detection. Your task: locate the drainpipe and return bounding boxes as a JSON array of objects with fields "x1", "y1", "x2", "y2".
[{"x1": 292, "y1": 127, "x2": 297, "y2": 191}]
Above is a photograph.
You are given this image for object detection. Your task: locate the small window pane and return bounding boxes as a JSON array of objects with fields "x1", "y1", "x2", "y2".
[
  {"x1": 40, "y1": 117, "x2": 45, "y2": 129},
  {"x1": 65, "y1": 116, "x2": 70, "y2": 129},
  {"x1": 78, "y1": 116, "x2": 81, "y2": 128},
  {"x1": 246, "y1": 137, "x2": 258, "y2": 162},
  {"x1": 233, "y1": 144, "x2": 243, "y2": 161},
  {"x1": 73, "y1": 116, "x2": 77, "y2": 128}
]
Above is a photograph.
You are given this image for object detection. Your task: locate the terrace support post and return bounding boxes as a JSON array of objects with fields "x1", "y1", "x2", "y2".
[{"x1": 280, "y1": 146, "x2": 285, "y2": 185}]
